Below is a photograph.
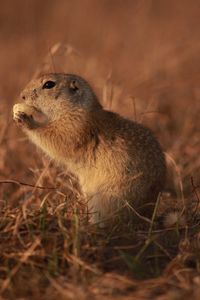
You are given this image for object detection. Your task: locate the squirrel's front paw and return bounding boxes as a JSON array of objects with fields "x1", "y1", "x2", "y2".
[
  {"x1": 13, "y1": 111, "x2": 36, "y2": 129},
  {"x1": 13, "y1": 103, "x2": 48, "y2": 129},
  {"x1": 13, "y1": 103, "x2": 37, "y2": 129}
]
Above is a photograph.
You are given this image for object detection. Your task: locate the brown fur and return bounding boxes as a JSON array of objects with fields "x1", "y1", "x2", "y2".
[{"x1": 13, "y1": 73, "x2": 166, "y2": 225}]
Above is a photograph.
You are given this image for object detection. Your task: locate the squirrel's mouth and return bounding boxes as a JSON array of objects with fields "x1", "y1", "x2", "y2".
[
  {"x1": 30, "y1": 106, "x2": 48, "y2": 125},
  {"x1": 32, "y1": 105, "x2": 43, "y2": 114},
  {"x1": 25, "y1": 104, "x2": 47, "y2": 119}
]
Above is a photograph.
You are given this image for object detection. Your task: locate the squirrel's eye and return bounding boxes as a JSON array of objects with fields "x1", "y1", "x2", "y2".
[
  {"x1": 42, "y1": 81, "x2": 56, "y2": 89},
  {"x1": 69, "y1": 80, "x2": 79, "y2": 93}
]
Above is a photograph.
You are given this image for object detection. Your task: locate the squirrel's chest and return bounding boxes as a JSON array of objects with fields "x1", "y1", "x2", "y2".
[{"x1": 67, "y1": 161, "x2": 107, "y2": 195}]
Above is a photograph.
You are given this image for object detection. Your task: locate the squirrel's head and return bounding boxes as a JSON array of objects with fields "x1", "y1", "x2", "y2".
[{"x1": 20, "y1": 73, "x2": 102, "y2": 122}]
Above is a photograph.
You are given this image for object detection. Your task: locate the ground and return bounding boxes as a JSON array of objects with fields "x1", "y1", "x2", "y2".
[{"x1": 0, "y1": 1, "x2": 200, "y2": 299}]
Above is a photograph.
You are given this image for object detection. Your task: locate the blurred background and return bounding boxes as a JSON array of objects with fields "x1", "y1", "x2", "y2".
[
  {"x1": 0, "y1": 0, "x2": 199, "y2": 193},
  {"x1": 1, "y1": 0, "x2": 200, "y2": 105},
  {"x1": 0, "y1": 3, "x2": 200, "y2": 297}
]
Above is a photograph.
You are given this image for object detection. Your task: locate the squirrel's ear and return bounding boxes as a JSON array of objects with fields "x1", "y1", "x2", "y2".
[{"x1": 69, "y1": 80, "x2": 79, "y2": 92}]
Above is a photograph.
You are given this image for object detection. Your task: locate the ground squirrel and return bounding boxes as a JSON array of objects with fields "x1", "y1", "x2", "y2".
[{"x1": 13, "y1": 73, "x2": 166, "y2": 226}]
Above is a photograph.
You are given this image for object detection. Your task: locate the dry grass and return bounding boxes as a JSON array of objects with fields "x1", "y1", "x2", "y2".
[{"x1": 0, "y1": 1, "x2": 200, "y2": 299}]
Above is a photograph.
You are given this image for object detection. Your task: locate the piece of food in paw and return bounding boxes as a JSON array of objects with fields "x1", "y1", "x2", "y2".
[{"x1": 13, "y1": 103, "x2": 36, "y2": 118}]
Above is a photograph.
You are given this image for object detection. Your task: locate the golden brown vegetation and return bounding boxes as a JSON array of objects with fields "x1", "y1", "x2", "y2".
[{"x1": 0, "y1": 1, "x2": 200, "y2": 299}]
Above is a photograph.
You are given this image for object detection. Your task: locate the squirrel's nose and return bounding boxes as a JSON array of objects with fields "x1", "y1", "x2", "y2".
[{"x1": 20, "y1": 91, "x2": 26, "y2": 100}]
